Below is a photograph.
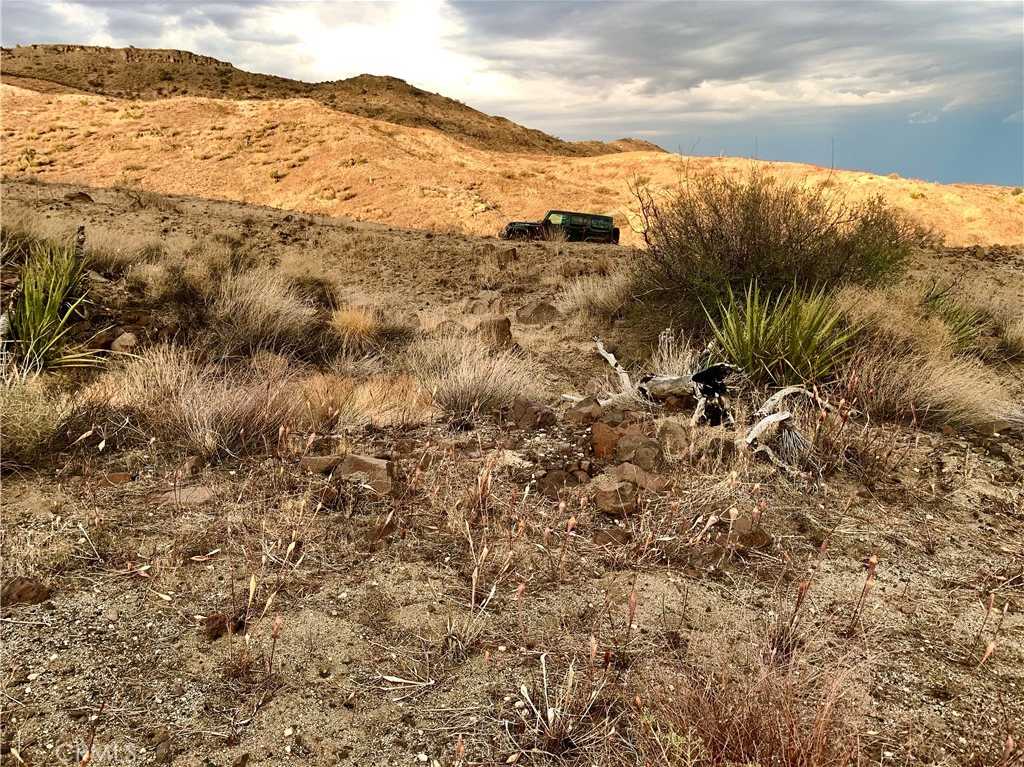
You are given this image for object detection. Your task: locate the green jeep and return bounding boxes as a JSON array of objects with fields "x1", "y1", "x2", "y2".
[{"x1": 499, "y1": 210, "x2": 620, "y2": 244}]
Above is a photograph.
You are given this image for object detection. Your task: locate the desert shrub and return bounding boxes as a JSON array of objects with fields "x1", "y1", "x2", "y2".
[
  {"x1": 708, "y1": 283, "x2": 858, "y2": 386},
  {"x1": 558, "y1": 268, "x2": 634, "y2": 320},
  {"x1": 634, "y1": 167, "x2": 928, "y2": 305},
  {"x1": 76, "y1": 345, "x2": 299, "y2": 456},
  {"x1": 208, "y1": 268, "x2": 319, "y2": 356},
  {"x1": 0, "y1": 376, "x2": 70, "y2": 467},
  {"x1": 3, "y1": 237, "x2": 101, "y2": 373},
  {"x1": 404, "y1": 333, "x2": 540, "y2": 425}
]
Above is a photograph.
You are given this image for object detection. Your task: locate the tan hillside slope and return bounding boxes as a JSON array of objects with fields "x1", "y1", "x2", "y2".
[
  {"x1": 0, "y1": 44, "x2": 662, "y2": 156},
  {"x1": 2, "y1": 84, "x2": 1021, "y2": 246}
]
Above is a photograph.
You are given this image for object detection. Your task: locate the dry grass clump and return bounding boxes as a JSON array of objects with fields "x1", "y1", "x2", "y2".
[
  {"x1": 299, "y1": 372, "x2": 434, "y2": 430},
  {"x1": 83, "y1": 228, "x2": 164, "y2": 274},
  {"x1": 328, "y1": 304, "x2": 413, "y2": 355},
  {"x1": 837, "y1": 285, "x2": 952, "y2": 356},
  {"x1": 77, "y1": 345, "x2": 299, "y2": 456},
  {"x1": 209, "y1": 268, "x2": 319, "y2": 356},
  {"x1": 843, "y1": 346, "x2": 1021, "y2": 428},
  {"x1": 0, "y1": 376, "x2": 70, "y2": 467},
  {"x1": 404, "y1": 333, "x2": 541, "y2": 424},
  {"x1": 636, "y1": 644, "x2": 864, "y2": 767},
  {"x1": 996, "y1": 314, "x2": 1024, "y2": 360},
  {"x1": 558, "y1": 267, "x2": 633, "y2": 320}
]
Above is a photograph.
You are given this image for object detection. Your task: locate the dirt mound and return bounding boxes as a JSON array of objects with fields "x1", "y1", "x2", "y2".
[
  {"x1": 3, "y1": 83, "x2": 1021, "y2": 247},
  {"x1": 0, "y1": 44, "x2": 662, "y2": 156}
]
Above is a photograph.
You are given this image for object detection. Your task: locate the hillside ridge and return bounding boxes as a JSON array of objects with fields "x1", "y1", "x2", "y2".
[{"x1": 0, "y1": 44, "x2": 664, "y2": 156}]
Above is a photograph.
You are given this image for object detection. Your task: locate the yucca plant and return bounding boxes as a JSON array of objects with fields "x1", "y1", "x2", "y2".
[
  {"x1": 708, "y1": 282, "x2": 858, "y2": 386},
  {"x1": 5, "y1": 238, "x2": 101, "y2": 373}
]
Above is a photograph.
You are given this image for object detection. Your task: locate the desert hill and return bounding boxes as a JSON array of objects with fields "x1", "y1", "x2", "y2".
[
  {"x1": 0, "y1": 44, "x2": 662, "y2": 156},
  {"x1": 2, "y1": 82, "x2": 1021, "y2": 247}
]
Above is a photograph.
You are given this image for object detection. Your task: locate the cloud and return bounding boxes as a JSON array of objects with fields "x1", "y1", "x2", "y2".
[{"x1": 1, "y1": 0, "x2": 1021, "y2": 183}]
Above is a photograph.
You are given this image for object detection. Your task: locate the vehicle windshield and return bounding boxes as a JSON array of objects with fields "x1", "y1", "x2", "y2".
[{"x1": 545, "y1": 212, "x2": 565, "y2": 225}]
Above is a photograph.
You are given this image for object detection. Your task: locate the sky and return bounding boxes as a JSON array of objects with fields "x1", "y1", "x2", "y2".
[{"x1": 2, "y1": 0, "x2": 1022, "y2": 185}]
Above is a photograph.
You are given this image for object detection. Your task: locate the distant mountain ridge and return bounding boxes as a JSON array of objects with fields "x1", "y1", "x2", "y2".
[{"x1": 0, "y1": 44, "x2": 665, "y2": 156}]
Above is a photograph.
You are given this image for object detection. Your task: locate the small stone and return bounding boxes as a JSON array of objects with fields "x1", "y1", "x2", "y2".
[
  {"x1": 516, "y1": 300, "x2": 561, "y2": 325},
  {"x1": 338, "y1": 453, "x2": 395, "y2": 495},
  {"x1": 590, "y1": 475, "x2": 637, "y2": 517},
  {"x1": 592, "y1": 527, "x2": 632, "y2": 546},
  {"x1": 590, "y1": 422, "x2": 622, "y2": 459},
  {"x1": 537, "y1": 470, "x2": 578, "y2": 500},
  {"x1": 464, "y1": 290, "x2": 503, "y2": 315},
  {"x1": 110, "y1": 331, "x2": 138, "y2": 353},
  {"x1": 100, "y1": 471, "x2": 134, "y2": 485},
  {"x1": 565, "y1": 397, "x2": 603, "y2": 424},
  {"x1": 615, "y1": 434, "x2": 662, "y2": 472},
  {"x1": 0, "y1": 577, "x2": 52, "y2": 607},
  {"x1": 511, "y1": 398, "x2": 557, "y2": 429},
  {"x1": 154, "y1": 741, "x2": 172, "y2": 764},
  {"x1": 159, "y1": 486, "x2": 215, "y2": 506},
  {"x1": 473, "y1": 314, "x2": 512, "y2": 348}
]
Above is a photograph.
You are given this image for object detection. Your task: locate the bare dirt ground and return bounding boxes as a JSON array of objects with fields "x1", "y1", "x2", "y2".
[
  {"x1": 2, "y1": 180, "x2": 1023, "y2": 766},
  {"x1": 3, "y1": 83, "x2": 1022, "y2": 248}
]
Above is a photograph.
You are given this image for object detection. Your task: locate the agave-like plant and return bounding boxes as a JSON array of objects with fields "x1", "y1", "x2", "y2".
[
  {"x1": 4, "y1": 238, "x2": 102, "y2": 374},
  {"x1": 707, "y1": 282, "x2": 859, "y2": 386}
]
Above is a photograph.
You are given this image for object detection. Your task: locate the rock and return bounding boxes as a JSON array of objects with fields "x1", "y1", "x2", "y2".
[
  {"x1": 473, "y1": 314, "x2": 513, "y2": 348},
  {"x1": 203, "y1": 610, "x2": 246, "y2": 641},
  {"x1": 338, "y1": 453, "x2": 394, "y2": 495},
  {"x1": 464, "y1": 290, "x2": 503, "y2": 315},
  {"x1": 537, "y1": 470, "x2": 579, "y2": 500},
  {"x1": 511, "y1": 398, "x2": 557, "y2": 429},
  {"x1": 110, "y1": 331, "x2": 138, "y2": 353},
  {"x1": 300, "y1": 454, "x2": 346, "y2": 474},
  {"x1": 592, "y1": 527, "x2": 632, "y2": 546},
  {"x1": 591, "y1": 422, "x2": 623, "y2": 459},
  {"x1": 63, "y1": 190, "x2": 94, "y2": 202},
  {"x1": 590, "y1": 475, "x2": 638, "y2": 517},
  {"x1": 494, "y1": 450, "x2": 532, "y2": 470},
  {"x1": 565, "y1": 397, "x2": 603, "y2": 424},
  {"x1": 155, "y1": 741, "x2": 172, "y2": 764},
  {"x1": 615, "y1": 434, "x2": 663, "y2": 472},
  {"x1": 658, "y1": 419, "x2": 692, "y2": 455},
  {"x1": 159, "y1": 486, "x2": 216, "y2": 506},
  {"x1": 726, "y1": 513, "x2": 774, "y2": 553},
  {"x1": 516, "y1": 300, "x2": 561, "y2": 325},
  {"x1": 610, "y1": 462, "x2": 669, "y2": 492},
  {"x1": 176, "y1": 455, "x2": 205, "y2": 478},
  {"x1": 1, "y1": 576, "x2": 52, "y2": 608}
]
